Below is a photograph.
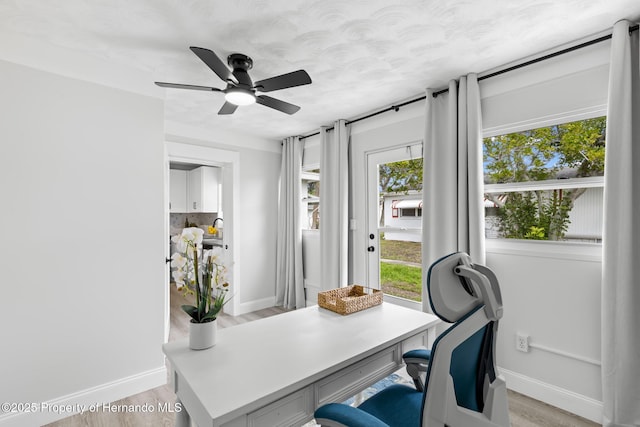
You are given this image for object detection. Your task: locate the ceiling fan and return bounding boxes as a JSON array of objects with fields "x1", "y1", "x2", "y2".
[{"x1": 155, "y1": 47, "x2": 312, "y2": 115}]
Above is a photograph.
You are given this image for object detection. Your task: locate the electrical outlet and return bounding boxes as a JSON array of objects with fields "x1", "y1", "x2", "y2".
[{"x1": 516, "y1": 333, "x2": 529, "y2": 352}]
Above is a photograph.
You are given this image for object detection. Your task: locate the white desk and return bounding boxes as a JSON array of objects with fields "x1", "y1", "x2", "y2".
[{"x1": 163, "y1": 303, "x2": 440, "y2": 427}]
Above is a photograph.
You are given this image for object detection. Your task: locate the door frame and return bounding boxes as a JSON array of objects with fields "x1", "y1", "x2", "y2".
[{"x1": 164, "y1": 142, "x2": 240, "y2": 342}]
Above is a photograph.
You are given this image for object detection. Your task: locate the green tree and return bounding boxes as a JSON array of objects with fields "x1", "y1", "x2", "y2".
[
  {"x1": 378, "y1": 158, "x2": 423, "y2": 226},
  {"x1": 497, "y1": 191, "x2": 572, "y2": 240},
  {"x1": 379, "y1": 159, "x2": 423, "y2": 193},
  {"x1": 484, "y1": 117, "x2": 605, "y2": 240}
]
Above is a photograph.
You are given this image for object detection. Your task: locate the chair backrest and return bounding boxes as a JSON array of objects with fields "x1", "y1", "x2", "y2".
[{"x1": 421, "y1": 252, "x2": 510, "y2": 427}]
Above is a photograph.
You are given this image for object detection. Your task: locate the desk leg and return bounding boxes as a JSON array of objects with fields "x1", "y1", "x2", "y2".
[{"x1": 175, "y1": 397, "x2": 191, "y2": 427}]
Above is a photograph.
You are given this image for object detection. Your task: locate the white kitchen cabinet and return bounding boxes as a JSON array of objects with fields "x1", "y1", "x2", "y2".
[
  {"x1": 187, "y1": 166, "x2": 220, "y2": 213},
  {"x1": 169, "y1": 169, "x2": 188, "y2": 212}
]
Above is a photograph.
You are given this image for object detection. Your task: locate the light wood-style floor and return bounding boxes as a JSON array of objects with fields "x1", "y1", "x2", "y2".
[{"x1": 45, "y1": 286, "x2": 599, "y2": 427}]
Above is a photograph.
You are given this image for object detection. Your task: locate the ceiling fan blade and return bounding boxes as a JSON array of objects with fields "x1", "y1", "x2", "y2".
[
  {"x1": 155, "y1": 82, "x2": 222, "y2": 92},
  {"x1": 256, "y1": 95, "x2": 301, "y2": 115},
  {"x1": 190, "y1": 47, "x2": 235, "y2": 83},
  {"x1": 218, "y1": 101, "x2": 238, "y2": 115},
  {"x1": 254, "y1": 70, "x2": 311, "y2": 92}
]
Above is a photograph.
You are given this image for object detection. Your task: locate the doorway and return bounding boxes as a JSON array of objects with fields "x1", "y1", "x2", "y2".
[
  {"x1": 366, "y1": 143, "x2": 423, "y2": 310},
  {"x1": 164, "y1": 141, "x2": 240, "y2": 342}
]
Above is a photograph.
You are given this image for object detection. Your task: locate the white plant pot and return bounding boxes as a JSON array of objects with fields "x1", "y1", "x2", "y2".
[{"x1": 189, "y1": 319, "x2": 217, "y2": 350}]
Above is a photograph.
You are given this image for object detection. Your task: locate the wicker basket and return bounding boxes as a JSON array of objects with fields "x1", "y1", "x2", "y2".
[{"x1": 318, "y1": 285, "x2": 383, "y2": 315}]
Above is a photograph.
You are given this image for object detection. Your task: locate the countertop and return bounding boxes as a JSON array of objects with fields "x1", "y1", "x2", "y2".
[{"x1": 202, "y1": 235, "x2": 223, "y2": 247}]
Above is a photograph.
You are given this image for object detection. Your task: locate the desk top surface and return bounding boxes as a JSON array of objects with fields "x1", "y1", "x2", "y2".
[{"x1": 163, "y1": 302, "x2": 439, "y2": 424}]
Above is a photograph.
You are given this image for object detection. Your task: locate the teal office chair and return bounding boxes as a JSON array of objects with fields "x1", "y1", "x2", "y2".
[{"x1": 314, "y1": 252, "x2": 510, "y2": 427}]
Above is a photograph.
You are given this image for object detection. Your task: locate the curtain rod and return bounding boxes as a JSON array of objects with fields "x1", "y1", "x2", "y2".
[
  {"x1": 433, "y1": 24, "x2": 638, "y2": 97},
  {"x1": 299, "y1": 23, "x2": 639, "y2": 141},
  {"x1": 299, "y1": 96, "x2": 426, "y2": 140}
]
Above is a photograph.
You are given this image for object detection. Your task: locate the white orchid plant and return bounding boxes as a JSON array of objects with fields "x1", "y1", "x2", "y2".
[{"x1": 171, "y1": 227, "x2": 230, "y2": 323}]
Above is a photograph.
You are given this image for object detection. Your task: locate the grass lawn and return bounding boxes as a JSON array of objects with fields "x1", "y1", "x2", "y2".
[
  {"x1": 380, "y1": 262, "x2": 422, "y2": 302},
  {"x1": 379, "y1": 239, "x2": 423, "y2": 301}
]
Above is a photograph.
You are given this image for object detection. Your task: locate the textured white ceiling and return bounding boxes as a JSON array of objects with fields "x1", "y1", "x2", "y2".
[{"x1": 1, "y1": 0, "x2": 639, "y2": 141}]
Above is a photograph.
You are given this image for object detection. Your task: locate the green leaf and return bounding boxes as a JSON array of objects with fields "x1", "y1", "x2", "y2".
[
  {"x1": 200, "y1": 308, "x2": 219, "y2": 323},
  {"x1": 181, "y1": 304, "x2": 200, "y2": 322}
]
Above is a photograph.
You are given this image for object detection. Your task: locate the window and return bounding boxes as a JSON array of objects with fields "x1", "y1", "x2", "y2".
[
  {"x1": 301, "y1": 168, "x2": 320, "y2": 230},
  {"x1": 391, "y1": 198, "x2": 423, "y2": 218},
  {"x1": 483, "y1": 116, "x2": 605, "y2": 242},
  {"x1": 400, "y1": 208, "x2": 422, "y2": 217}
]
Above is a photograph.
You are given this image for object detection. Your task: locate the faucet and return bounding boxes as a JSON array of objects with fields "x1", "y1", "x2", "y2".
[{"x1": 211, "y1": 217, "x2": 223, "y2": 238}]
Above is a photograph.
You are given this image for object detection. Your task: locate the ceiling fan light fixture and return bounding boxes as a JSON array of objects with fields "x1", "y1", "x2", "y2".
[{"x1": 225, "y1": 89, "x2": 256, "y2": 106}]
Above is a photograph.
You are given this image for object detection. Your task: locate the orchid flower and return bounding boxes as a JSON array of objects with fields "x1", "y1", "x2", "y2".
[{"x1": 170, "y1": 227, "x2": 231, "y2": 323}]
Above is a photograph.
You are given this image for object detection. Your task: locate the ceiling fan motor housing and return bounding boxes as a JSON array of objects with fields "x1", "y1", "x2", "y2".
[
  {"x1": 227, "y1": 53, "x2": 254, "y2": 87},
  {"x1": 227, "y1": 53, "x2": 253, "y2": 71}
]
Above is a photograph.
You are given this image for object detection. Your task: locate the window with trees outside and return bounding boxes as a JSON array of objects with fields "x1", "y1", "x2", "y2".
[
  {"x1": 483, "y1": 116, "x2": 605, "y2": 242},
  {"x1": 301, "y1": 168, "x2": 320, "y2": 230}
]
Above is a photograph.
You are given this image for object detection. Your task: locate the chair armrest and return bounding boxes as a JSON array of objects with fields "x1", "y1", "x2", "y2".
[
  {"x1": 314, "y1": 403, "x2": 390, "y2": 427},
  {"x1": 403, "y1": 347, "x2": 431, "y2": 363},
  {"x1": 403, "y1": 347, "x2": 431, "y2": 392}
]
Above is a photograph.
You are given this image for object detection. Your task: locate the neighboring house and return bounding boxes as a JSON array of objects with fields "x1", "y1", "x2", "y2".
[
  {"x1": 382, "y1": 192, "x2": 422, "y2": 243},
  {"x1": 383, "y1": 187, "x2": 603, "y2": 243},
  {"x1": 565, "y1": 187, "x2": 603, "y2": 242}
]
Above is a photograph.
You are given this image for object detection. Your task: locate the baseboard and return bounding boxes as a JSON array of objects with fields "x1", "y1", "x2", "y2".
[
  {"x1": 0, "y1": 366, "x2": 167, "y2": 427},
  {"x1": 500, "y1": 367, "x2": 602, "y2": 424},
  {"x1": 237, "y1": 296, "x2": 276, "y2": 315}
]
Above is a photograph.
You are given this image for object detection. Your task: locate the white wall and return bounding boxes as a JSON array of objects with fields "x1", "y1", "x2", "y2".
[
  {"x1": 486, "y1": 241, "x2": 603, "y2": 420},
  {"x1": 481, "y1": 39, "x2": 610, "y2": 137},
  {"x1": 0, "y1": 60, "x2": 166, "y2": 426}
]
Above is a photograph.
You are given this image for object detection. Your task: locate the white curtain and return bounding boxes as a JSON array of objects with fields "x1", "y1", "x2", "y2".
[
  {"x1": 320, "y1": 120, "x2": 350, "y2": 289},
  {"x1": 601, "y1": 19, "x2": 640, "y2": 427},
  {"x1": 275, "y1": 136, "x2": 305, "y2": 309},
  {"x1": 422, "y1": 75, "x2": 485, "y2": 310}
]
